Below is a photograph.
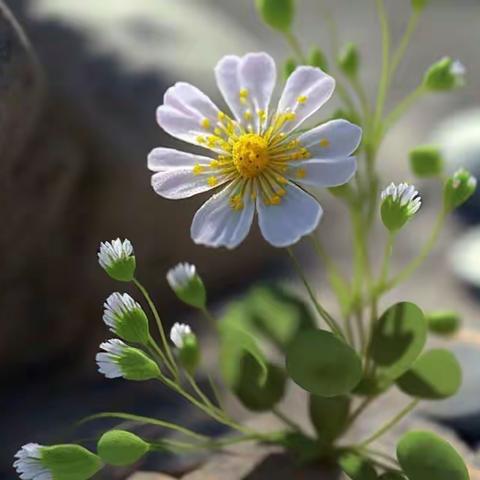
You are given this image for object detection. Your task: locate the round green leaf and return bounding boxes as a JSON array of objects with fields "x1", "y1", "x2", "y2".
[
  {"x1": 309, "y1": 395, "x2": 350, "y2": 442},
  {"x1": 286, "y1": 329, "x2": 362, "y2": 397},
  {"x1": 338, "y1": 452, "x2": 378, "y2": 480},
  {"x1": 397, "y1": 430, "x2": 469, "y2": 480},
  {"x1": 396, "y1": 349, "x2": 462, "y2": 399},
  {"x1": 370, "y1": 302, "x2": 427, "y2": 382}
]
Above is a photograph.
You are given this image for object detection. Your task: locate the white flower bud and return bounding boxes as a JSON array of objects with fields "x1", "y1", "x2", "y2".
[
  {"x1": 166, "y1": 263, "x2": 206, "y2": 309},
  {"x1": 98, "y1": 238, "x2": 136, "y2": 282},
  {"x1": 381, "y1": 183, "x2": 421, "y2": 232}
]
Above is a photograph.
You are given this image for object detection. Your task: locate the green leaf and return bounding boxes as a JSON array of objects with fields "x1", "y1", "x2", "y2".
[
  {"x1": 426, "y1": 310, "x2": 461, "y2": 336},
  {"x1": 396, "y1": 349, "x2": 462, "y2": 400},
  {"x1": 286, "y1": 329, "x2": 362, "y2": 397},
  {"x1": 233, "y1": 355, "x2": 286, "y2": 412},
  {"x1": 379, "y1": 473, "x2": 406, "y2": 480},
  {"x1": 309, "y1": 395, "x2": 350, "y2": 442},
  {"x1": 338, "y1": 452, "x2": 378, "y2": 480},
  {"x1": 255, "y1": 0, "x2": 294, "y2": 32},
  {"x1": 397, "y1": 430, "x2": 469, "y2": 480},
  {"x1": 370, "y1": 302, "x2": 427, "y2": 382}
]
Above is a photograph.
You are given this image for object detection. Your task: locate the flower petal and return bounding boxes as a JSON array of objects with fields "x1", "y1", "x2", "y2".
[
  {"x1": 191, "y1": 182, "x2": 255, "y2": 249},
  {"x1": 215, "y1": 55, "x2": 243, "y2": 121},
  {"x1": 148, "y1": 148, "x2": 229, "y2": 199},
  {"x1": 257, "y1": 183, "x2": 323, "y2": 247},
  {"x1": 277, "y1": 66, "x2": 335, "y2": 133},
  {"x1": 157, "y1": 82, "x2": 221, "y2": 147},
  {"x1": 288, "y1": 156, "x2": 357, "y2": 188},
  {"x1": 298, "y1": 120, "x2": 362, "y2": 159}
]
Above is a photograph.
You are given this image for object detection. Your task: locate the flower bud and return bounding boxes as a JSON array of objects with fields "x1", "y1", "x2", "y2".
[
  {"x1": 97, "y1": 430, "x2": 149, "y2": 467},
  {"x1": 170, "y1": 323, "x2": 200, "y2": 374},
  {"x1": 443, "y1": 168, "x2": 477, "y2": 211},
  {"x1": 14, "y1": 443, "x2": 102, "y2": 480},
  {"x1": 412, "y1": 0, "x2": 429, "y2": 11},
  {"x1": 381, "y1": 183, "x2": 422, "y2": 232},
  {"x1": 103, "y1": 292, "x2": 150, "y2": 344},
  {"x1": 338, "y1": 43, "x2": 359, "y2": 78},
  {"x1": 283, "y1": 57, "x2": 297, "y2": 80},
  {"x1": 423, "y1": 57, "x2": 466, "y2": 91},
  {"x1": 308, "y1": 47, "x2": 328, "y2": 72},
  {"x1": 96, "y1": 339, "x2": 160, "y2": 381},
  {"x1": 255, "y1": 0, "x2": 294, "y2": 32},
  {"x1": 409, "y1": 145, "x2": 444, "y2": 177},
  {"x1": 167, "y1": 263, "x2": 206, "y2": 309},
  {"x1": 98, "y1": 238, "x2": 136, "y2": 282},
  {"x1": 426, "y1": 310, "x2": 461, "y2": 336}
]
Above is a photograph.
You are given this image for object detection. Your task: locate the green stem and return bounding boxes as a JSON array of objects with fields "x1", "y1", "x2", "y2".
[
  {"x1": 357, "y1": 399, "x2": 420, "y2": 447},
  {"x1": 345, "y1": 396, "x2": 377, "y2": 432},
  {"x1": 379, "y1": 233, "x2": 395, "y2": 286},
  {"x1": 284, "y1": 30, "x2": 306, "y2": 63},
  {"x1": 272, "y1": 407, "x2": 304, "y2": 433},
  {"x1": 201, "y1": 306, "x2": 217, "y2": 330},
  {"x1": 133, "y1": 278, "x2": 177, "y2": 375},
  {"x1": 185, "y1": 372, "x2": 222, "y2": 415},
  {"x1": 287, "y1": 247, "x2": 345, "y2": 339}
]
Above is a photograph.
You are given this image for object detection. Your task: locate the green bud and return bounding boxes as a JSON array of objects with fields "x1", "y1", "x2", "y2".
[
  {"x1": 409, "y1": 145, "x2": 444, "y2": 177},
  {"x1": 426, "y1": 310, "x2": 461, "y2": 336},
  {"x1": 255, "y1": 0, "x2": 294, "y2": 32},
  {"x1": 167, "y1": 263, "x2": 206, "y2": 309},
  {"x1": 338, "y1": 42, "x2": 360, "y2": 78},
  {"x1": 98, "y1": 239, "x2": 136, "y2": 282},
  {"x1": 308, "y1": 47, "x2": 328, "y2": 72},
  {"x1": 283, "y1": 57, "x2": 297, "y2": 80},
  {"x1": 381, "y1": 183, "x2": 422, "y2": 232},
  {"x1": 423, "y1": 57, "x2": 466, "y2": 91},
  {"x1": 170, "y1": 323, "x2": 200, "y2": 374},
  {"x1": 119, "y1": 347, "x2": 161, "y2": 380},
  {"x1": 41, "y1": 444, "x2": 103, "y2": 480},
  {"x1": 443, "y1": 168, "x2": 477, "y2": 211},
  {"x1": 412, "y1": 0, "x2": 429, "y2": 11},
  {"x1": 97, "y1": 430, "x2": 149, "y2": 467}
]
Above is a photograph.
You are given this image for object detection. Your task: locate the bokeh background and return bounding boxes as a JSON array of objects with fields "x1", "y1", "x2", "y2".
[{"x1": 2, "y1": 0, "x2": 480, "y2": 478}]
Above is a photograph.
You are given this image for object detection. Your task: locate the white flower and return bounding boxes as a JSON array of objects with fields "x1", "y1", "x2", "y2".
[
  {"x1": 98, "y1": 239, "x2": 136, "y2": 281},
  {"x1": 13, "y1": 443, "x2": 52, "y2": 480},
  {"x1": 103, "y1": 292, "x2": 139, "y2": 328},
  {"x1": 381, "y1": 182, "x2": 422, "y2": 215},
  {"x1": 96, "y1": 339, "x2": 127, "y2": 379},
  {"x1": 166, "y1": 263, "x2": 196, "y2": 290},
  {"x1": 148, "y1": 52, "x2": 362, "y2": 248},
  {"x1": 170, "y1": 323, "x2": 192, "y2": 349}
]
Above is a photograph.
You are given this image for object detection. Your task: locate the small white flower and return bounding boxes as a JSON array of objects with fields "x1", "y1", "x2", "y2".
[
  {"x1": 13, "y1": 443, "x2": 52, "y2": 480},
  {"x1": 166, "y1": 263, "x2": 196, "y2": 290},
  {"x1": 103, "y1": 292, "x2": 139, "y2": 328},
  {"x1": 381, "y1": 182, "x2": 422, "y2": 215},
  {"x1": 148, "y1": 52, "x2": 362, "y2": 248},
  {"x1": 170, "y1": 323, "x2": 192, "y2": 349},
  {"x1": 96, "y1": 339, "x2": 127, "y2": 379},
  {"x1": 98, "y1": 238, "x2": 133, "y2": 269}
]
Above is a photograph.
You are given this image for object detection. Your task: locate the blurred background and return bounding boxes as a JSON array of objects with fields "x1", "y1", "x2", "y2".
[{"x1": 2, "y1": 0, "x2": 480, "y2": 478}]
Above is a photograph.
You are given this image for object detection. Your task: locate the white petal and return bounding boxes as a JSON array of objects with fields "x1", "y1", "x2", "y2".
[
  {"x1": 191, "y1": 182, "x2": 255, "y2": 249},
  {"x1": 288, "y1": 156, "x2": 357, "y2": 188},
  {"x1": 148, "y1": 148, "x2": 228, "y2": 199},
  {"x1": 277, "y1": 66, "x2": 335, "y2": 133},
  {"x1": 157, "y1": 82, "x2": 221, "y2": 147},
  {"x1": 215, "y1": 55, "x2": 243, "y2": 121},
  {"x1": 298, "y1": 120, "x2": 362, "y2": 159},
  {"x1": 257, "y1": 183, "x2": 323, "y2": 247}
]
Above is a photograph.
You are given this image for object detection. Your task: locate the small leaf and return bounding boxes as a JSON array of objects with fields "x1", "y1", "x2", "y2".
[
  {"x1": 370, "y1": 302, "x2": 427, "y2": 382},
  {"x1": 396, "y1": 349, "x2": 462, "y2": 399},
  {"x1": 397, "y1": 430, "x2": 469, "y2": 480},
  {"x1": 286, "y1": 329, "x2": 362, "y2": 397},
  {"x1": 309, "y1": 395, "x2": 350, "y2": 442},
  {"x1": 338, "y1": 452, "x2": 378, "y2": 480}
]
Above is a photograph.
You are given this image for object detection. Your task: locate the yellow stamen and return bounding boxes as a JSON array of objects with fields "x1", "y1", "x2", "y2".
[
  {"x1": 201, "y1": 118, "x2": 211, "y2": 129},
  {"x1": 229, "y1": 193, "x2": 244, "y2": 211},
  {"x1": 297, "y1": 95, "x2": 308, "y2": 104},
  {"x1": 319, "y1": 138, "x2": 331, "y2": 148},
  {"x1": 232, "y1": 133, "x2": 270, "y2": 179},
  {"x1": 207, "y1": 176, "x2": 218, "y2": 187},
  {"x1": 296, "y1": 168, "x2": 307, "y2": 179},
  {"x1": 193, "y1": 163, "x2": 205, "y2": 175}
]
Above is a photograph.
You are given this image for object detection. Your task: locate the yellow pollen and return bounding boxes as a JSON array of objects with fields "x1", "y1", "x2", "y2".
[
  {"x1": 230, "y1": 194, "x2": 244, "y2": 211},
  {"x1": 296, "y1": 168, "x2": 307, "y2": 179},
  {"x1": 319, "y1": 138, "x2": 331, "y2": 148},
  {"x1": 277, "y1": 188, "x2": 286, "y2": 197},
  {"x1": 297, "y1": 95, "x2": 308, "y2": 104},
  {"x1": 243, "y1": 110, "x2": 253, "y2": 121},
  {"x1": 270, "y1": 195, "x2": 282, "y2": 205},
  {"x1": 210, "y1": 160, "x2": 219, "y2": 168},
  {"x1": 201, "y1": 118, "x2": 211, "y2": 129},
  {"x1": 196, "y1": 135, "x2": 206, "y2": 144},
  {"x1": 218, "y1": 111, "x2": 226, "y2": 121},
  {"x1": 257, "y1": 109, "x2": 266, "y2": 122},
  {"x1": 207, "y1": 176, "x2": 218, "y2": 187},
  {"x1": 214, "y1": 127, "x2": 223, "y2": 135},
  {"x1": 239, "y1": 88, "x2": 249, "y2": 99},
  {"x1": 285, "y1": 112, "x2": 296, "y2": 121},
  {"x1": 232, "y1": 133, "x2": 270, "y2": 179},
  {"x1": 193, "y1": 163, "x2": 205, "y2": 175}
]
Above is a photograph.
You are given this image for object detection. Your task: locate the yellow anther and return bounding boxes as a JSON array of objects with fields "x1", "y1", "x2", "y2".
[
  {"x1": 277, "y1": 188, "x2": 286, "y2": 197},
  {"x1": 217, "y1": 111, "x2": 226, "y2": 121},
  {"x1": 285, "y1": 112, "x2": 296, "y2": 121},
  {"x1": 243, "y1": 110, "x2": 253, "y2": 121},
  {"x1": 319, "y1": 138, "x2": 331, "y2": 148},
  {"x1": 214, "y1": 127, "x2": 223, "y2": 136},
  {"x1": 257, "y1": 109, "x2": 266, "y2": 122},
  {"x1": 297, "y1": 95, "x2": 308, "y2": 104},
  {"x1": 276, "y1": 175, "x2": 288, "y2": 184},
  {"x1": 229, "y1": 194, "x2": 244, "y2": 211},
  {"x1": 196, "y1": 135, "x2": 206, "y2": 144},
  {"x1": 207, "y1": 176, "x2": 218, "y2": 187},
  {"x1": 193, "y1": 163, "x2": 205, "y2": 175},
  {"x1": 232, "y1": 133, "x2": 270, "y2": 179},
  {"x1": 210, "y1": 160, "x2": 219, "y2": 168},
  {"x1": 207, "y1": 136, "x2": 219, "y2": 147},
  {"x1": 270, "y1": 195, "x2": 282, "y2": 205},
  {"x1": 201, "y1": 118, "x2": 211, "y2": 129},
  {"x1": 296, "y1": 168, "x2": 307, "y2": 179},
  {"x1": 239, "y1": 88, "x2": 249, "y2": 99}
]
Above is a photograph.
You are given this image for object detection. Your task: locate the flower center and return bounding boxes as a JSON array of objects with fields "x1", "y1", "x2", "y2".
[{"x1": 232, "y1": 133, "x2": 270, "y2": 179}]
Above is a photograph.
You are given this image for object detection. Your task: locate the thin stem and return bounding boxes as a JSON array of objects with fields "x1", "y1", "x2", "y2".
[
  {"x1": 379, "y1": 233, "x2": 395, "y2": 286},
  {"x1": 287, "y1": 247, "x2": 345, "y2": 339},
  {"x1": 272, "y1": 407, "x2": 304, "y2": 433},
  {"x1": 147, "y1": 340, "x2": 176, "y2": 379},
  {"x1": 185, "y1": 372, "x2": 222, "y2": 415},
  {"x1": 284, "y1": 30, "x2": 306, "y2": 63},
  {"x1": 344, "y1": 396, "x2": 377, "y2": 433},
  {"x1": 208, "y1": 373, "x2": 225, "y2": 411},
  {"x1": 357, "y1": 399, "x2": 420, "y2": 447},
  {"x1": 201, "y1": 306, "x2": 217, "y2": 330},
  {"x1": 133, "y1": 278, "x2": 177, "y2": 374}
]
